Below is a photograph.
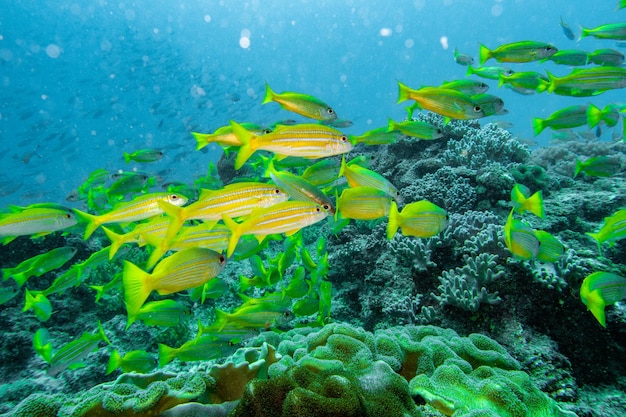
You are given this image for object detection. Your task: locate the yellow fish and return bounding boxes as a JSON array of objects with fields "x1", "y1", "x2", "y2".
[
  {"x1": 222, "y1": 201, "x2": 329, "y2": 257},
  {"x1": 0, "y1": 206, "x2": 77, "y2": 245},
  {"x1": 580, "y1": 271, "x2": 626, "y2": 327},
  {"x1": 503, "y1": 210, "x2": 539, "y2": 260},
  {"x1": 387, "y1": 200, "x2": 448, "y2": 240},
  {"x1": 397, "y1": 82, "x2": 485, "y2": 120},
  {"x1": 510, "y1": 184, "x2": 545, "y2": 218},
  {"x1": 191, "y1": 123, "x2": 270, "y2": 150},
  {"x1": 122, "y1": 247, "x2": 226, "y2": 318},
  {"x1": 336, "y1": 186, "x2": 392, "y2": 220},
  {"x1": 262, "y1": 82, "x2": 337, "y2": 121},
  {"x1": 230, "y1": 121, "x2": 353, "y2": 170},
  {"x1": 74, "y1": 193, "x2": 187, "y2": 239},
  {"x1": 158, "y1": 182, "x2": 289, "y2": 244},
  {"x1": 339, "y1": 156, "x2": 402, "y2": 203}
]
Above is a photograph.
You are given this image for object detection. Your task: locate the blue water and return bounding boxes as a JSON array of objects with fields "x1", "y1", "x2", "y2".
[{"x1": 0, "y1": 0, "x2": 624, "y2": 206}]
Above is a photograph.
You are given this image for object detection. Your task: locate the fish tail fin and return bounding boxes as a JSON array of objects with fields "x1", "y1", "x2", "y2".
[
  {"x1": 12, "y1": 271, "x2": 30, "y2": 287},
  {"x1": 589, "y1": 302, "x2": 607, "y2": 327},
  {"x1": 123, "y1": 152, "x2": 132, "y2": 164},
  {"x1": 144, "y1": 237, "x2": 167, "y2": 271},
  {"x1": 527, "y1": 190, "x2": 545, "y2": 219},
  {"x1": 73, "y1": 209, "x2": 101, "y2": 240},
  {"x1": 580, "y1": 26, "x2": 589, "y2": 39},
  {"x1": 191, "y1": 132, "x2": 209, "y2": 150},
  {"x1": 497, "y1": 73, "x2": 505, "y2": 88},
  {"x1": 546, "y1": 71, "x2": 558, "y2": 93},
  {"x1": 586, "y1": 103, "x2": 603, "y2": 128},
  {"x1": 102, "y1": 227, "x2": 125, "y2": 259},
  {"x1": 90, "y1": 285, "x2": 105, "y2": 303},
  {"x1": 466, "y1": 66, "x2": 476, "y2": 76},
  {"x1": 122, "y1": 260, "x2": 152, "y2": 319},
  {"x1": 585, "y1": 232, "x2": 604, "y2": 255},
  {"x1": 338, "y1": 155, "x2": 348, "y2": 180},
  {"x1": 158, "y1": 200, "x2": 185, "y2": 243},
  {"x1": 532, "y1": 118, "x2": 545, "y2": 136},
  {"x1": 158, "y1": 343, "x2": 177, "y2": 367},
  {"x1": 239, "y1": 275, "x2": 253, "y2": 292},
  {"x1": 97, "y1": 321, "x2": 111, "y2": 345},
  {"x1": 397, "y1": 81, "x2": 412, "y2": 103},
  {"x1": 106, "y1": 349, "x2": 123, "y2": 375},
  {"x1": 231, "y1": 120, "x2": 258, "y2": 170},
  {"x1": 222, "y1": 214, "x2": 244, "y2": 258},
  {"x1": 574, "y1": 159, "x2": 583, "y2": 178},
  {"x1": 386, "y1": 201, "x2": 400, "y2": 240},
  {"x1": 478, "y1": 43, "x2": 491, "y2": 65},
  {"x1": 214, "y1": 309, "x2": 231, "y2": 331},
  {"x1": 387, "y1": 118, "x2": 398, "y2": 132},
  {"x1": 262, "y1": 82, "x2": 276, "y2": 104}
]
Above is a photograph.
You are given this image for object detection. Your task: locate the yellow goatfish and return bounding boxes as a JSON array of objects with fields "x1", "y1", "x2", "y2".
[
  {"x1": 74, "y1": 193, "x2": 188, "y2": 239},
  {"x1": 122, "y1": 247, "x2": 226, "y2": 318},
  {"x1": 230, "y1": 121, "x2": 353, "y2": 170},
  {"x1": 222, "y1": 201, "x2": 329, "y2": 257}
]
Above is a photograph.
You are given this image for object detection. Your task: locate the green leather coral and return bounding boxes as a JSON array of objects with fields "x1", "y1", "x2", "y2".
[
  {"x1": 410, "y1": 364, "x2": 577, "y2": 417},
  {"x1": 231, "y1": 323, "x2": 421, "y2": 417}
]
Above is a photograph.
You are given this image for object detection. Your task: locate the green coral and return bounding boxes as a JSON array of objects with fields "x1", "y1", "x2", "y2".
[
  {"x1": 12, "y1": 393, "x2": 63, "y2": 417},
  {"x1": 433, "y1": 253, "x2": 505, "y2": 312},
  {"x1": 8, "y1": 323, "x2": 575, "y2": 417}
]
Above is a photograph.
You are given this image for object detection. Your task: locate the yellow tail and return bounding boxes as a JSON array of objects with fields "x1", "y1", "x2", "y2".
[{"x1": 122, "y1": 260, "x2": 152, "y2": 319}]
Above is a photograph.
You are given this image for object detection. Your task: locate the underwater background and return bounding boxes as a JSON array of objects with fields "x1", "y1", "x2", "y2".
[{"x1": 1, "y1": 0, "x2": 626, "y2": 416}]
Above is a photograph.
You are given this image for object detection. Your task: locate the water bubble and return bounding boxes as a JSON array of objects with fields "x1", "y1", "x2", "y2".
[
  {"x1": 405, "y1": 39, "x2": 414, "y2": 48},
  {"x1": 379, "y1": 28, "x2": 392, "y2": 37},
  {"x1": 45, "y1": 44, "x2": 61, "y2": 58},
  {"x1": 204, "y1": 15, "x2": 211, "y2": 23},
  {"x1": 440, "y1": 36, "x2": 449, "y2": 50},
  {"x1": 492, "y1": 4, "x2": 503, "y2": 16}
]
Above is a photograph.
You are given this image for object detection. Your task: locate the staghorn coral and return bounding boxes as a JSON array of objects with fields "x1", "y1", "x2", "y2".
[{"x1": 433, "y1": 253, "x2": 505, "y2": 312}]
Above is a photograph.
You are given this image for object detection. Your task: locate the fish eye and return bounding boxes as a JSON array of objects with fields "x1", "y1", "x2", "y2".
[
  {"x1": 219, "y1": 254, "x2": 226, "y2": 264},
  {"x1": 340, "y1": 135, "x2": 348, "y2": 142},
  {"x1": 322, "y1": 204, "x2": 331, "y2": 210},
  {"x1": 65, "y1": 213, "x2": 72, "y2": 219},
  {"x1": 327, "y1": 108, "x2": 335, "y2": 114},
  {"x1": 170, "y1": 194, "x2": 179, "y2": 200},
  {"x1": 315, "y1": 207, "x2": 321, "y2": 212},
  {"x1": 263, "y1": 129, "x2": 272, "y2": 134},
  {"x1": 474, "y1": 105, "x2": 482, "y2": 113},
  {"x1": 545, "y1": 46, "x2": 555, "y2": 52},
  {"x1": 274, "y1": 188, "x2": 282, "y2": 194},
  {"x1": 437, "y1": 129, "x2": 443, "y2": 134},
  {"x1": 503, "y1": 70, "x2": 514, "y2": 76}
]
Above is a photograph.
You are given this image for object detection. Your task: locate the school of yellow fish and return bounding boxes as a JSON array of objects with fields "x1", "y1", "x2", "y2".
[{"x1": 1, "y1": 19, "x2": 626, "y2": 377}]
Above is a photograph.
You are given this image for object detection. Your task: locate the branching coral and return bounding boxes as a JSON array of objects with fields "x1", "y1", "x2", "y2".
[{"x1": 433, "y1": 253, "x2": 505, "y2": 312}]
